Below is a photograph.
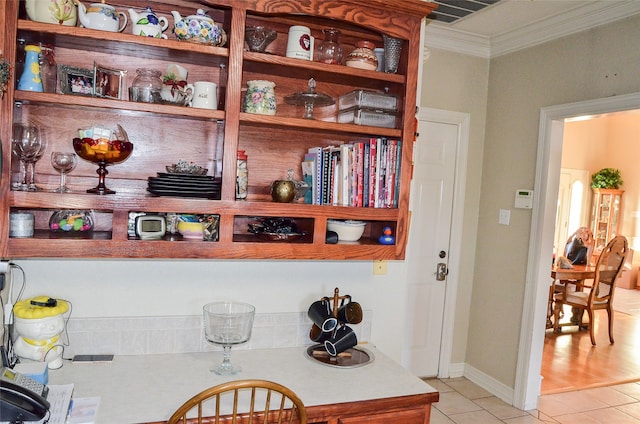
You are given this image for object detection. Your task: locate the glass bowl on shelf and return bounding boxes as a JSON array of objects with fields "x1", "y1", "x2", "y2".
[
  {"x1": 49, "y1": 210, "x2": 94, "y2": 234},
  {"x1": 244, "y1": 26, "x2": 277, "y2": 52}
]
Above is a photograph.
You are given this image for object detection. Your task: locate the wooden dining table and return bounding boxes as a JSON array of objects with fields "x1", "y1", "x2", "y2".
[
  {"x1": 547, "y1": 264, "x2": 596, "y2": 329},
  {"x1": 551, "y1": 264, "x2": 595, "y2": 281}
]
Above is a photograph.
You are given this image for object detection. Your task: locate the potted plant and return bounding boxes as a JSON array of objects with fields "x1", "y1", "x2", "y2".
[
  {"x1": 591, "y1": 168, "x2": 623, "y2": 189},
  {"x1": 0, "y1": 55, "x2": 10, "y2": 99}
]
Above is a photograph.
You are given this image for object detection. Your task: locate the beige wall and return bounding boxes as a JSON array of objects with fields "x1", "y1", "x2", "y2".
[
  {"x1": 420, "y1": 49, "x2": 489, "y2": 364},
  {"x1": 563, "y1": 112, "x2": 640, "y2": 250},
  {"x1": 468, "y1": 14, "x2": 640, "y2": 388}
]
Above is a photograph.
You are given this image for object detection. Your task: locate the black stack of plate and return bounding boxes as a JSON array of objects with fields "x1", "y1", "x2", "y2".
[{"x1": 147, "y1": 173, "x2": 221, "y2": 199}]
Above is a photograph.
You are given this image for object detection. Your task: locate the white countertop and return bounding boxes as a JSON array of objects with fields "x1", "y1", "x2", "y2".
[{"x1": 48, "y1": 345, "x2": 436, "y2": 423}]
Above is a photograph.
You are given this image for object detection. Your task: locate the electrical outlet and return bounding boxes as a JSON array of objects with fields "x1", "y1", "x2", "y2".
[{"x1": 373, "y1": 260, "x2": 387, "y2": 275}]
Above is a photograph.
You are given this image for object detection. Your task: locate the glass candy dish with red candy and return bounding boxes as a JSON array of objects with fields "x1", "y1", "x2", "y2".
[{"x1": 73, "y1": 125, "x2": 133, "y2": 195}]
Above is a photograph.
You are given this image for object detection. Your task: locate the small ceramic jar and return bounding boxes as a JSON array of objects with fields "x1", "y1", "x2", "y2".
[
  {"x1": 345, "y1": 41, "x2": 378, "y2": 71},
  {"x1": 244, "y1": 80, "x2": 276, "y2": 115}
]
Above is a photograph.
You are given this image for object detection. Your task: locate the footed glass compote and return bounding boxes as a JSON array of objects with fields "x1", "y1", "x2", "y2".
[
  {"x1": 72, "y1": 125, "x2": 133, "y2": 195},
  {"x1": 203, "y1": 301, "x2": 255, "y2": 375}
]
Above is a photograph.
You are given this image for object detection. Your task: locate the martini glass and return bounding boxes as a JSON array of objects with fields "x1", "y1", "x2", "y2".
[{"x1": 203, "y1": 301, "x2": 255, "y2": 375}]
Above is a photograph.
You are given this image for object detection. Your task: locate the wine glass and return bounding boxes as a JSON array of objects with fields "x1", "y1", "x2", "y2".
[
  {"x1": 11, "y1": 123, "x2": 42, "y2": 191},
  {"x1": 24, "y1": 126, "x2": 47, "y2": 191},
  {"x1": 203, "y1": 301, "x2": 255, "y2": 375},
  {"x1": 50, "y1": 152, "x2": 77, "y2": 193}
]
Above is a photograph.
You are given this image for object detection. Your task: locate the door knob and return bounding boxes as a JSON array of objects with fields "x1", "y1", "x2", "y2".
[{"x1": 436, "y1": 263, "x2": 448, "y2": 281}]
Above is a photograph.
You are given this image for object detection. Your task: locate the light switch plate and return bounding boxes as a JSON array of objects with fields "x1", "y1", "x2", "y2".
[{"x1": 499, "y1": 209, "x2": 511, "y2": 225}]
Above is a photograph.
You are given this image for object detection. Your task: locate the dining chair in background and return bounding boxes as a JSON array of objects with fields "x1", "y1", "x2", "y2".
[
  {"x1": 168, "y1": 379, "x2": 308, "y2": 424},
  {"x1": 547, "y1": 227, "x2": 596, "y2": 328},
  {"x1": 552, "y1": 235, "x2": 629, "y2": 345}
]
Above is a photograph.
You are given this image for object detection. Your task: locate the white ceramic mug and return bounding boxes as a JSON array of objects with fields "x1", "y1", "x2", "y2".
[
  {"x1": 286, "y1": 25, "x2": 314, "y2": 60},
  {"x1": 188, "y1": 81, "x2": 218, "y2": 109}
]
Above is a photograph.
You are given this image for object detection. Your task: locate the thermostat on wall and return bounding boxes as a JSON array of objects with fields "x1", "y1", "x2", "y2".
[{"x1": 515, "y1": 189, "x2": 534, "y2": 209}]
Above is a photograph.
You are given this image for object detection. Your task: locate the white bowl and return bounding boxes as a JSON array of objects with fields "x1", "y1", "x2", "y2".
[{"x1": 327, "y1": 220, "x2": 366, "y2": 242}]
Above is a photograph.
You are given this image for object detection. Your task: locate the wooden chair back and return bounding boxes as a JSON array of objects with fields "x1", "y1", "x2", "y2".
[
  {"x1": 553, "y1": 235, "x2": 629, "y2": 345},
  {"x1": 168, "y1": 379, "x2": 307, "y2": 424},
  {"x1": 590, "y1": 235, "x2": 628, "y2": 308}
]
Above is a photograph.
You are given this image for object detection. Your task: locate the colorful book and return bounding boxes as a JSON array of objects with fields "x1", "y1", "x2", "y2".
[
  {"x1": 339, "y1": 143, "x2": 352, "y2": 207},
  {"x1": 394, "y1": 140, "x2": 402, "y2": 207},
  {"x1": 354, "y1": 142, "x2": 364, "y2": 207},
  {"x1": 368, "y1": 138, "x2": 377, "y2": 208},
  {"x1": 301, "y1": 158, "x2": 315, "y2": 204},
  {"x1": 307, "y1": 147, "x2": 323, "y2": 205},
  {"x1": 363, "y1": 141, "x2": 370, "y2": 207}
]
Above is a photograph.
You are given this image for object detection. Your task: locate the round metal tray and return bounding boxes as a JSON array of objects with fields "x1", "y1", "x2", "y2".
[{"x1": 305, "y1": 344, "x2": 374, "y2": 368}]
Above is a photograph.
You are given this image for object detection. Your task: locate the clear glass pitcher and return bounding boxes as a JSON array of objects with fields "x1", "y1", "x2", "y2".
[{"x1": 317, "y1": 28, "x2": 343, "y2": 64}]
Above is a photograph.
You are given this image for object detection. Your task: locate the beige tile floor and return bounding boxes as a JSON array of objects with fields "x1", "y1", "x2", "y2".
[{"x1": 425, "y1": 377, "x2": 640, "y2": 423}]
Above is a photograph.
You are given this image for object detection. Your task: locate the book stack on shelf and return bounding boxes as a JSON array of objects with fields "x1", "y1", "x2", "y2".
[{"x1": 302, "y1": 138, "x2": 402, "y2": 208}]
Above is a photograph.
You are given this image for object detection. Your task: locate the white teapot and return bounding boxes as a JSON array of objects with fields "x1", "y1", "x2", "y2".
[
  {"x1": 128, "y1": 7, "x2": 169, "y2": 38},
  {"x1": 25, "y1": 0, "x2": 77, "y2": 26},
  {"x1": 77, "y1": 1, "x2": 127, "y2": 32}
]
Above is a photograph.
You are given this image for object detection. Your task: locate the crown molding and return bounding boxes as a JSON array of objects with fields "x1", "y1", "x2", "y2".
[
  {"x1": 424, "y1": 1, "x2": 640, "y2": 59},
  {"x1": 424, "y1": 24, "x2": 491, "y2": 58}
]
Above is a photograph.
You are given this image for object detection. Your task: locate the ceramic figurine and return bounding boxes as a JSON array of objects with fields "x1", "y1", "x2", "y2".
[{"x1": 12, "y1": 296, "x2": 69, "y2": 369}]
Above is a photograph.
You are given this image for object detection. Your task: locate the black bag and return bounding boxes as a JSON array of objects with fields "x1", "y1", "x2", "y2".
[{"x1": 566, "y1": 237, "x2": 588, "y2": 265}]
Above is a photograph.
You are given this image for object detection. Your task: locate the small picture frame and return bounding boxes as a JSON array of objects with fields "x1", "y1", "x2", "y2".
[
  {"x1": 94, "y1": 63, "x2": 126, "y2": 100},
  {"x1": 58, "y1": 65, "x2": 94, "y2": 96}
]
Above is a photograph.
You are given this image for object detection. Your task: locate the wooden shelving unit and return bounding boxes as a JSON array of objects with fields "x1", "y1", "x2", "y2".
[{"x1": 0, "y1": 0, "x2": 435, "y2": 260}]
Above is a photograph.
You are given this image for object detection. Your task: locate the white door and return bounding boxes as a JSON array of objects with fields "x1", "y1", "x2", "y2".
[
  {"x1": 553, "y1": 168, "x2": 591, "y2": 255},
  {"x1": 401, "y1": 117, "x2": 458, "y2": 377}
]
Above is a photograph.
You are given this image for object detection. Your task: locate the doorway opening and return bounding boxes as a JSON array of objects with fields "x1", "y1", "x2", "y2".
[
  {"x1": 514, "y1": 91, "x2": 640, "y2": 411},
  {"x1": 542, "y1": 111, "x2": 640, "y2": 394}
]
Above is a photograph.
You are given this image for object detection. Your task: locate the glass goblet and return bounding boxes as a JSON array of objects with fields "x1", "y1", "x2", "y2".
[
  {"x1": 11, "y1": 123, "x2": 41, "y2": 191},
  {"x1": 50, "y1": 152, "x2": 77, "y2": 193},
  {"x1": 27, "y1": 131, "x2": 47, "y2": 191},
  {"x1": 203, "y1": 301, "x2": 255, "y2": 375}
]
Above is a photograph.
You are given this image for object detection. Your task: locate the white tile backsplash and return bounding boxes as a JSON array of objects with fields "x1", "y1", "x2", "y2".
[{"x1": 60, "y1": 311, "x2": 371, "y2": 358}]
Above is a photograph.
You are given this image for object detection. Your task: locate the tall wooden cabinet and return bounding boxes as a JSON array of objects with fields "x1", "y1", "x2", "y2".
[
  {"x1": 590, "y1": 188, "x2": 624, "y2": 252},
  {"x1": 0, "y1": 0, "x2": 435, "y2": 260}
]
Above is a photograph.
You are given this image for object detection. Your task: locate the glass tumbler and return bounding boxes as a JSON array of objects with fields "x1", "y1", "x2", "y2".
[{"x1": 383, "y1": 35, "x2": 403, "y2": 74}]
